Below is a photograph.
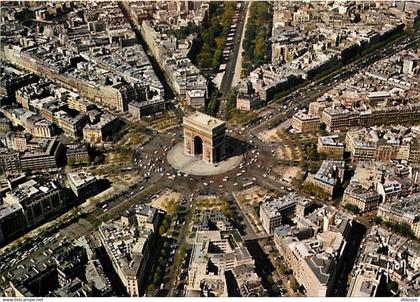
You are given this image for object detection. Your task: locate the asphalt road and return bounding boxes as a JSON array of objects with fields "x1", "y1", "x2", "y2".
[
  {"x1": 219, "y1": 2, "x2": 249, "y2": 102},
  {"x1": 231, "y1": 3, "x2": 250, "y2": 88}
]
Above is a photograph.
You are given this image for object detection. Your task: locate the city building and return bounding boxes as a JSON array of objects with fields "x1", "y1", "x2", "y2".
[
  {"x1": 274, "y1": 206, "x2": 364, "y2": 297},
  {"x1": 186, "y1": 229, "x2": 260, "y2": 297},
  {"x1": 231, "y1": 264, "x2": 266, "y2": 297},
  {"x1": 0, "y1": 148, "x2": 21, "y2": 173},
  {"x1": 292, "y1": 111, "x2": 320, "y2": 133},
  {"x1": 98, "y1": 207, "x2": 158, "y2": 297},
  {"x1": 259, "y1": 194, "x2": 303, "y2": 234},
  {"x1": 65, "y1": 144, "x2": 89, "y2": 165},
  {"x1": 1, "y1": 131, "x2": 28, "y2": 152},
  {"x1": 4, "y1": 43, "x2": 159, "y2": 113},
  {"x1": 343, "y1": 161, "x2": 418, "y2": 212},
  {"x1": 6, "y1": 239, "x2": 113, "y2": 296},
  {"x1": 186, "y1": 90, "x2": 206, "y2": 109},
  {"x1": 128, "y1": 99, "x2": 166, "y2": 120},
  {"x1": 20, "y1": 137, "x2": 64, "y2": 171},
  {"x1": 199, "y1": 211, "x2": 232, "y2": 232},
  {"x1": 317, "y1": 135, "x2": 345, "y2": 159},
  {"x1": 345, "y1": 126, "x2": 419, "y2": 163},
  {"x1": 83, "y1": 114, "x2": 120, "y2": 145},
  {"x1": 0, "y1": 118, "x2": 11, "y2": 133},
  {"x1": 342, "y1": 161, "x2": 384, "y2": 212},
  {"x1": 349, "y1": 226, "x2": 420, "y2": 297},
  {"x1": 347, "y1": 262, "x2": 384, "y2": 297},
  {"x1": 343, "y1": 184, "x2": 382, "y2": 213},
  {"x1": 0, "y1": 202, "x2": 26, "y2": 246},
  {"x1": 68, "y1": 172, "x2": 98, "y2": 200},
  {"x1": 236, "y1": 93, "x2": 261, "y2": 111},
  {"x1": 321, "y1": 103, "x2": 420, "y2": 132},
  {"x1": 3, "y1": 178, "x2": 69, "y2": 229},
  {"x1": 305, "y1": 160, "x2": 345, "y2": 200},
  {"x1": 141, "y1": 20, "x2": 207, "y2": 99},
  {"x1": 378, "y1": 194, "x2": 420, "y2": 238}
]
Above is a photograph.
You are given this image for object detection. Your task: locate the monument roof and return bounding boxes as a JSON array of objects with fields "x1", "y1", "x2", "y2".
[{"x1": 184, "y1": 112, "x2": 225, "y2": 129}]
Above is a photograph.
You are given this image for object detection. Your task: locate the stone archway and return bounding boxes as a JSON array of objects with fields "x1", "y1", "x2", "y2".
[
  {"x1": 194, "y1": 136, "x2": 203, "y2": 157},
  {"x1": 183, "y1": 112, "x2": 226, "y2": 164}
]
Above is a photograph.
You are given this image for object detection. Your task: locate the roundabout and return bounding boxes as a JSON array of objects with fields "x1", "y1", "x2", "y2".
[{"x1": 167, "y1": 143, "x2": 243, "y2": 176}]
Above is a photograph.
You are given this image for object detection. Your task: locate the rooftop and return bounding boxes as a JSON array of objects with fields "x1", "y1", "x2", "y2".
[
  {"x1": 184, "y1": 112, "x2": 225, "y2": 129},
  {"x1": 68, "y1": 172, "x2": 97, "y2": 188}
]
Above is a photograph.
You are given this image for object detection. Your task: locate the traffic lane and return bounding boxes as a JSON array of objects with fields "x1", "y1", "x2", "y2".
[{"x1": 220, "y1": 2, "x2": 248, "y2": 97}]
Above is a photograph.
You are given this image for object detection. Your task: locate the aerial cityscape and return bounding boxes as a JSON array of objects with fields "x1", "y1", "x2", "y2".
[{"x1": 0, "y1": 0, "x2": 419, "y2": 299}]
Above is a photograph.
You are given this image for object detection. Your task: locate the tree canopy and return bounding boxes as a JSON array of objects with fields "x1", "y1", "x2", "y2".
[
  {"x1": 242, "y1": 2, "x2": 272, "y2": 75},
  {"x1": 195, "y1": 2, "x2": 236, "y2": 75},
  {"x1": 206, "y1": 91, "x2": 220, "y2": 116}
]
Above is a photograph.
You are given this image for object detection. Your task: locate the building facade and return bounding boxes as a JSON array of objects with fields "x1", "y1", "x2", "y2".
[{"x1": 183, "y1": 112, "x2": 226, "y2": 164}]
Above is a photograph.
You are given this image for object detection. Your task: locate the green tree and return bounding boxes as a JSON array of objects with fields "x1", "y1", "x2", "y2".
[
  {"x1": 242, "y1": 2, "x2": 271, "y2": 74},
  {"x1": 153, "y1": 272, "x2": 161, "y2": 283},
  {"x1": 207, "y1": 92, "x2": 219, "y2": 116},
  {"x1": 387, "y1": 281, "x2": 398, "y2": 293},
  {"x1": 67, "y1": 158, "x2": 75, "y2": 167},
  {"x1": 383, "y1": 220, "x2": 394, "y2": 229},
  {"x1": 373, "y1": 216, "x2": 383, "y2": 225},
  {"x1": 94, "y1": 155, "x2": 102, "y2": 164},
  {"x1": 198, "y1": 43, "x2": 213, "y2": 69},
  {"x1": 212, "y1": 48, "x2": 222, "y2": 70},
  {"x1": 158, "y1": 256, "x2": 165, "y2": 266},
  {"x1": 147, "y1": 284, "x2": 156, "y2": 296},
  {"x1": 162, "y1": 218, "x2": 170, "y2": 229},
  {"x1": 345, "y1": 204, "x2": 360, "y2": 215},
  {"x1": 254, "y1": 29, "x2": 267, "y2": 61},
  {"x1": 225, "y1": 90, "x2": 237, "y2": 119},
  {"x1": 305, "y1": 143, "x2": 320, "y2": 161},
  {"x1": 393, "y1": 222, "x2": 415, "y2": 238},
  {"x1": 163, "y1": 241, "x2": 169, "y2": 249},
  {"x1": 175, "y1": 245, "x2": 186, "y2": 266},
  {"x1": 193, "y1": 2, "x2": 238, "y2": 75},
  {"x1": 159, "y1": 226, "x2": 166, "y2": 236}
]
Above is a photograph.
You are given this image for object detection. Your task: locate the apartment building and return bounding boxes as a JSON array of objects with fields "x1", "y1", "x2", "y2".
[
  {"x1": 292, "y1": 111, "x2": 320, "y2": 133},
  {"x1": 317, "y1": 135, "x2": 344, "y2": 159},
  {"x1": 274, "y1": 206, "x2": 363, "y2": 297},
  {"x1": 3, "y1": 178, "x2": 69, "y2": 229},
  {"x1": 186, "y1": 229, "x2": 259, "y2": 297},
  {"x1": 305, "y1": 160, "x2": 345, "y2": 200},
  {"x1": 378, "y1": 194, "x2": 420, "y2": 238},
  {"x1": 20, "y1": 137, "x2": 64, "y2": 171}
]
